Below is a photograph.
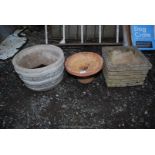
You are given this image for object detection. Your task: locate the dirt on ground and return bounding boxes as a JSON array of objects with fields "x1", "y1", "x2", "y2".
[{"x1": 0, "y1": 27, "x2": 155, "y2": 129}]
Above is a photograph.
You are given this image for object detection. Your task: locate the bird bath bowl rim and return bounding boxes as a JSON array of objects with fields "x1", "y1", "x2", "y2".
[{"x1": 65, "y1": 52, "x2": 103, "y2": 78}]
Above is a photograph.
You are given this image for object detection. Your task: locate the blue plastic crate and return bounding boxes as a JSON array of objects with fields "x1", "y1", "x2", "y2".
[{"x1": 130, "y1": 25, "x2": 155, "y2": 50}]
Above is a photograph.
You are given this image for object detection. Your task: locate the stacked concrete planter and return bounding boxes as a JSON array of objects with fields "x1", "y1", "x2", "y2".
[
  {"x1": 12, "y1": 44, "x2": 64, "y2": 91},
  {"x1": 102, "y1": 46, "x2": 152, "y2": 87}
]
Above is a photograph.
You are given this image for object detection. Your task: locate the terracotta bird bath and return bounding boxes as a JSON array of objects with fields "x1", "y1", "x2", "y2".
[{"x1": 65, "y1": 52, "x2": 103, "y2": 84}]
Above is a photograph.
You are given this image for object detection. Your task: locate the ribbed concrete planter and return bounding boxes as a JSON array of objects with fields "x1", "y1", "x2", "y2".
[{"x1": 12, "y1": 44, "x2": 64, "y2": 91}]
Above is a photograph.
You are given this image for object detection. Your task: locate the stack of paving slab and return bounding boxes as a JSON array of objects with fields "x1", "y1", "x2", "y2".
[{"x1": 102, "y1": 46, "x2": 152, "y2": 87}]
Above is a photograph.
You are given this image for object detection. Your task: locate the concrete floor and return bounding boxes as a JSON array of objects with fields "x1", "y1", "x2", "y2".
[{"x1": 0, "y1": 28, "x2": 155, "y2": 129}]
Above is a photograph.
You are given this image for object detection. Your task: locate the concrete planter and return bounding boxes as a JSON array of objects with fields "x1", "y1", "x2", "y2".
[
  {"x1": 102, "y1": 46, "x2": 152, "y2": 87},
  {"x1": 12, "y1": 44, "x2": 64, "y2": 91}
]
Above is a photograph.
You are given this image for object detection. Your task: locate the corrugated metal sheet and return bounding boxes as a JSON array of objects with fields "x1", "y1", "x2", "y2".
[
  {"x1": 0, "y1": 25, "x2": 123, "y2": 44},
  {"x1": 48, "y1": 25, "x2": 122, "y2": 41},
  {"x1": 0, "y1": 25, "x2": 17, "y2": 42}
]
